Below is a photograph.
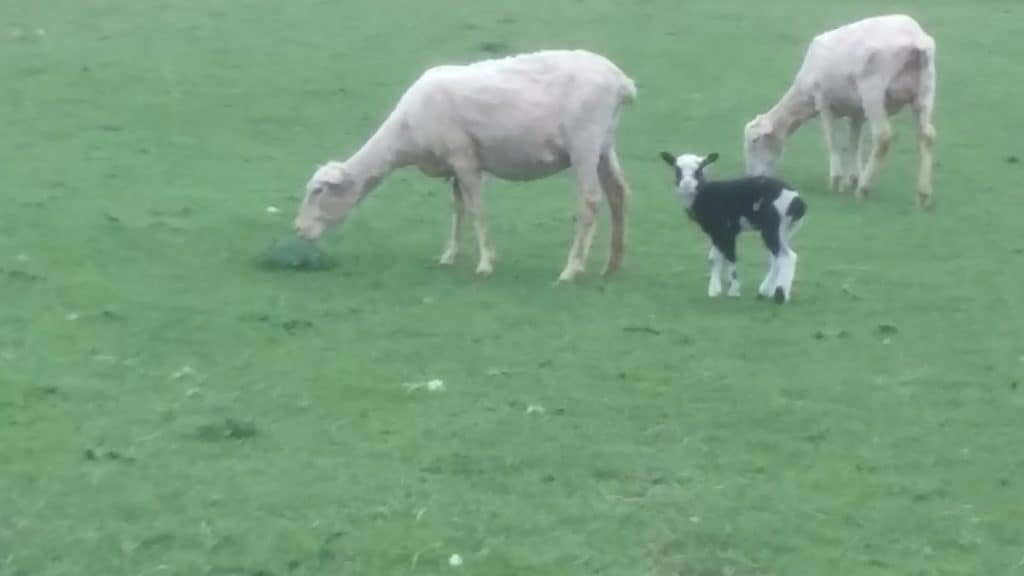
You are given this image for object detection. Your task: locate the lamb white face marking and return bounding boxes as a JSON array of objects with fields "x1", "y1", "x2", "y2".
[{"x1": 672, "y1": 154, "x2": 705, "y2": 207}]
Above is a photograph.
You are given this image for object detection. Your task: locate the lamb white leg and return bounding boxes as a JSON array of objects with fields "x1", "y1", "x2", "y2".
[
  {"x1": 726, "y1": 260, "x2": 741, "y2": 297},
  {"x1": 759, "y1": 255, "x2": 779, "y2": 298},
  {"x1": 772, "y1": 248, "x2": 798, "y2": 304},
  {"x1": 707, "y1": 247, "x2": 724, "y2": 298}
]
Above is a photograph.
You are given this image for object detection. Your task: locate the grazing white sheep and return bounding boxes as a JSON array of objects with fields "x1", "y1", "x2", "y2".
[
  {"x1": 293, "y1": 49, "x2": 637, "y2": 282},
  {"x1": 660, "y1": 152, "x2": 807, "y2": 304},
  {"x1": 743, "y1": 14, "x2": 937, "y2": 207}
]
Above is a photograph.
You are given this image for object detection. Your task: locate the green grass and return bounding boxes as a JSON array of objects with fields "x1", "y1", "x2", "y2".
[{"x1": 2, "y1": 0, "x2": 1023, "y2": 574}]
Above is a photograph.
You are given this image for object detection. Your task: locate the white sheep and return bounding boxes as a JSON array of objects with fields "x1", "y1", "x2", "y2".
[
  {"x1": 293, "y1": 49, "x2": 637, "y2": 282},
  {"x1": 743, "y1": 14, "x2": 937, "y2": 207}
]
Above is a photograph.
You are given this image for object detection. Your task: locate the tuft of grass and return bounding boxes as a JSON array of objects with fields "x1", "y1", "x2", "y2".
[
  {"x1": 256, "y1": 237, "x2": 335, "y2": 271},
  {"x1": 196, "y1": 418, "x2": 260, "y2": 442},
  {"x1": 477, "y1": 40, "x2": 513, "y2": 55}
]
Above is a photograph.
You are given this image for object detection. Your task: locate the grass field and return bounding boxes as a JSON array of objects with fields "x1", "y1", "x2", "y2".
[{"x1": 2, "y1": 0, "x2": 1023, "y2": 574}]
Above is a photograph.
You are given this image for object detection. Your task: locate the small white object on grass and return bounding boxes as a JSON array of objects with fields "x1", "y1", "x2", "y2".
[
  {"x1": 265, "y1": 206, "x2": 280, "y2": 214},
  {"x1": 525, "y1": 404, "x2": 545, "y2": 415},
  {"x1": 170, "y1": 364, "x2": 196, "y2": 380},
  {"x1": 66, "y1": 312, "x2": 79, "y2": 321},
  {"x1": 404, "y1": 379, "x2": 445, "y2": 392},
  {"x1": 15, "y1": 253, "x2": 29, "y2": 262},
  {"x1": 448, "y1": 554, "x2": 463, "y2": 567}
]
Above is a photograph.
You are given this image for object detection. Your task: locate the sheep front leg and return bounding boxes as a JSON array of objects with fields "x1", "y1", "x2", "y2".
[
  {"x1": 818, "y1": 102, "x2": 843, "y2": 193},
  {"x1": 459, "y1": 172, "x2": 496, "y2": 276},
  {"x1": 845, "y1": 115, "x2": 865, "y2": 193},
  {"x1": 439, "y1": 179, "x2": 465, "y2": 266}
]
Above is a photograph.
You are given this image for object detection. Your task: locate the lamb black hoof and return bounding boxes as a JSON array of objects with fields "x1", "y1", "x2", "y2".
[{"x1": 773, "y1": 287, "x2": 786, "y2": 305}]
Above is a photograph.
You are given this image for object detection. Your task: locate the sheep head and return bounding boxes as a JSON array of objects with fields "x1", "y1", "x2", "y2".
[
  {"x1": 743, "y1": 115, "x2": 784, "y2": 177},
  {"x1": 293, "y1": 161, "x2": 374, "y2": 239}
]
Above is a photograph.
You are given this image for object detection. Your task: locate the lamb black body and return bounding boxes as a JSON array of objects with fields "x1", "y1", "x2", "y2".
[{"x1": 689, "y1": 176, "x2": 803, "y2": 262}]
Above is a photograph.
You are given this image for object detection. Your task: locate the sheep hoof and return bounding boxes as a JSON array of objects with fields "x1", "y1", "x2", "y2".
[
  {"x1": 439, "y1": 252, "x2": 457, "y2": 266},
  {"x1": 854, "y1": 187, "x2": 869, "y2": 201},
  {"x1": 557, "y1": 271, "x2": 580, "y2": 283},
  {"x1": 918, "y1": 193, "x2": 933, "y2": 210},
  {"x1": 773, "y1": 287, "x2": 787, "y2": 304},
  {"x1": 558, "y1": 262, "x2": 585, "y2": 283},
  {"x1": 475, "y1": 262, "x2": 494, "y2": 276},
  {"x1": 601, "y1": 259, "x2": 621, "y2": 278},
  {"x1": 830, "y1": 174, "x2": 843, "y2": 193}
]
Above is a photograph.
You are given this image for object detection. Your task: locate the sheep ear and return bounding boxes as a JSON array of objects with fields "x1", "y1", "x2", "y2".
[
  {"x1": 660, "y1": 152, "x2": 677, "y2": 167},
  {"x1": 314, "y1": 162, "x2": 348, "y2": 185},
  {"x1": 700, "y1": 153, "x2": 720, "y2": 168}
]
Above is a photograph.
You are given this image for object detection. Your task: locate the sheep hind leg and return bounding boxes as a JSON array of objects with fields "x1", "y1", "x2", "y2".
[
  {"x1": 855, "y1": 88, "x2": 893, "y2": 200},
  {"x1": 597, "y1": 149, "x2": 629, "y2": 277},
  {"x1": 558, "y1": 189, "x2": 601, "y2": 283},
  {"x1": 438, "y1": 178, "x2": 465, "y2": 266},
  {"x1": 558, "y1": 155, "x2": 603, "y2": 283},
  {"x1": 912, "y1": 101, "x2": 936, "y2": 209}
]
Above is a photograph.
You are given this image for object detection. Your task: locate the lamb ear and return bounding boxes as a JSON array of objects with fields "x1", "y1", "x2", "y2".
[
  {"x1": 700, "y1": 153, "x2": 720, "y2": 169},
  {"x1": 660, "y1": 152, "x2": 677, "y2": 167}
]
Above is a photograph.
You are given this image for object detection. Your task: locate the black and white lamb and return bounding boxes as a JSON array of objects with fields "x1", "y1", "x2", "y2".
[{"x1": 660, "y1": 152, "x2": 807, "y2": 304}]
